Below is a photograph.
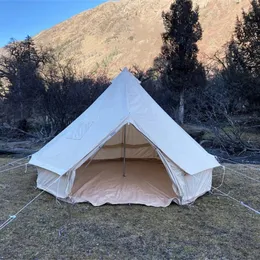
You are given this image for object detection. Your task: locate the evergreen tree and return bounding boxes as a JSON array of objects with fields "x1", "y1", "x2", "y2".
[
  {"x1": 224, "y1": 0, "x2": 260, "y2": 111},
  {"x1": 156, "y1": 0, "x2": 206, "y2": 124}
]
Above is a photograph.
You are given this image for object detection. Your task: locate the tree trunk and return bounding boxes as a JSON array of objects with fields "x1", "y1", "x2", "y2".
[{"x1": 179, "y1": 89, "x2": 185, "y2": 125}]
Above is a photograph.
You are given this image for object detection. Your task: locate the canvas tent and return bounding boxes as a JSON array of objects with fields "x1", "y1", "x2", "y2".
[{"x1": 29, "y1": 68, "x2": 220, "y2": 207}]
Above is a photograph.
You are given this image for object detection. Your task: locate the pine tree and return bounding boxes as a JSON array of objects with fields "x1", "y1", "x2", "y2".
[
  {"x1": 156, "y1": 0, "x2": 206, "y2": 124},
  {"x1": 225, "y1": 0, "x2": 260, "y2": 110}
]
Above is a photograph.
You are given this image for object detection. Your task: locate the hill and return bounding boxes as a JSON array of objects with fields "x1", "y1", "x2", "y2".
[{"x1": 34, "y1": 0, "x2": 251, "y2": 77}]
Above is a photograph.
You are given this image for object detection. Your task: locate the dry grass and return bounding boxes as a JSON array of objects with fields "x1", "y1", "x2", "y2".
[
  {"x1": 0, "y1": 156, "x2": 259, "y2": 259},
  {"x1": 33, "y1": 0, "x2": 251, "y2": 77}
]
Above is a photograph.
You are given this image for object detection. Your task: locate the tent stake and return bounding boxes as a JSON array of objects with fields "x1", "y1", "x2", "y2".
[{"x1": 123, "y1": 125, "x2": 126, "y2": 177}]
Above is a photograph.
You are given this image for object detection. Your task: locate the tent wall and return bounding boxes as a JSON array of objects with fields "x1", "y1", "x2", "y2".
[
  {"x1": 181, "y1": 169, "x2": 212, "y2": 204},
  {"x1": 94, "y1": 124, "x2": 159, "y2": 160},
  {"x1": 163, "y1": 157, "x2": 212, "y2": 205},
  {"x1": 36, "y1": 167, "x2": 75, "y2": 199}
]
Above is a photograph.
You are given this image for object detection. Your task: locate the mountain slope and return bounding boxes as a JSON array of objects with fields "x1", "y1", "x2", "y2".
[{"x1": 34, "y1": 0, "x2": 251, "y2": 77}]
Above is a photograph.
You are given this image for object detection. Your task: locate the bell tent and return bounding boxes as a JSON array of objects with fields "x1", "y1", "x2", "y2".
[{"x1": 29, "y1": 68, "x2": 220, "y2": 207}]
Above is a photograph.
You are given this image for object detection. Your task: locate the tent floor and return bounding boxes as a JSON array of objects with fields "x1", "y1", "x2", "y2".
[{"x1": 70, "y1": 159, "x2": 177, "y2": 207}]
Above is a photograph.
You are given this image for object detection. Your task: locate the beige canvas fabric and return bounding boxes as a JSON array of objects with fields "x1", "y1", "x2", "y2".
[
  {"x1": 36, "y1": 123, "x2": 213, "y2": 206},
  {"x1": 31, "y1": 69, "x2": 220, "y2": 207},
  {"x1": 70, "y1": 159, "x2": 176, "y2": 207},
  {"x1": 36, "y1": 168, "x2": 75, "y2": 199},
  {"x1": 95, "y1": 124, "x2": 159, "y2": 160},
  {"x1": 157, "y1": 151, "x2": 213, "y2": 205}
]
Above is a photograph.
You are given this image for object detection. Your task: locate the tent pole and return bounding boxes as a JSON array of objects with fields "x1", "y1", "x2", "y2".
[{"x1": 123, "y1": 125, "x2": 126, "y2": 177}]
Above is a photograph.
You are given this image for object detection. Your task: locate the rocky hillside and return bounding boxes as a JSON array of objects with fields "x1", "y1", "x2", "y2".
[{"x1": 34, "y1": 0, "x2": 251, "y2": 77}]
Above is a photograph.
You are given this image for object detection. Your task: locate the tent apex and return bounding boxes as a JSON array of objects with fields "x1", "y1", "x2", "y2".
[{"x1": 112, "y1": 67, "x2": 141, "y2": 84}]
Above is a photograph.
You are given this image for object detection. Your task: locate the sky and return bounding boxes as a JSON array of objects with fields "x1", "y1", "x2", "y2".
[{"x1": 0, "y1": 0, "x2": 109, "y2": 47}]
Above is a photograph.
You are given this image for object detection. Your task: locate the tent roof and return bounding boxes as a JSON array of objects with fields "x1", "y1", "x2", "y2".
[{"x1": 29, "y1": 68, "x2": 220, "y2": 175}]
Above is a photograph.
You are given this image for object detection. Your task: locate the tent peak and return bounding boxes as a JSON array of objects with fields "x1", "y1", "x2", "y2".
[{"x1": 112, "y1": 67, "x2": 141, "y2": 85}]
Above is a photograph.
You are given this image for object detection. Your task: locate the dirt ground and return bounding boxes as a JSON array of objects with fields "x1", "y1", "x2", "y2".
[{"x1": 0, "y1": 157, "x2": 259, "y2": 260}]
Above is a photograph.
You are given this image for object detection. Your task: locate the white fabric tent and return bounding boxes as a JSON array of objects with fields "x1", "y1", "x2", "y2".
[{"x1": 29, "y1": 68, "x2": 220, "y2": 207}]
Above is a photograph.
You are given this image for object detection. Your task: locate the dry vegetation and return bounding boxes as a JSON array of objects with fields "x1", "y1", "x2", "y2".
[
  {"x1": 0, "y1": 156, "x2": 259, "y2": 259},
  {"x1": 33, "y1": 0, "x2": 251, "y2": 77}
]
